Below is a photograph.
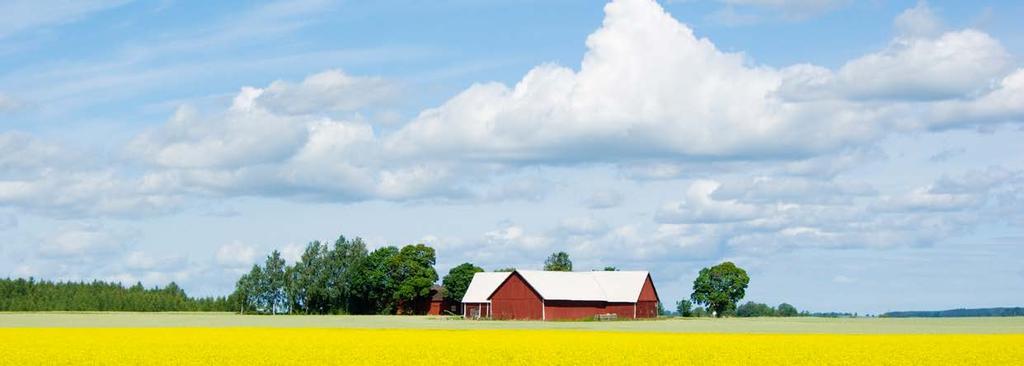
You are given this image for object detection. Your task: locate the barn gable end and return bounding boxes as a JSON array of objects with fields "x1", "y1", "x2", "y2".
[
  {"x1": 489, "y1": 271, "x2": 544, "y2": 320},
  {"x1": 634, "y1": 274, "x2": 660, "y2": 318},
  {"x1": 461, "y1": 272, "x2": 512, "y2": 318},
  {"x1": 638, "y1": 274, "x2": 659, "y2": 302}
]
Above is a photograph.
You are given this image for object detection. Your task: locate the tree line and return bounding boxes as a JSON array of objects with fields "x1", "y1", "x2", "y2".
[
  {"x1": 0, "y1": 238, "x2": 579, "y2": 315},
  {"x1": 883, "y1": 307, "x2": 1024, "y2": 318},
  {"x1": 0, "y1": 278, "x2": 233, "y2": 312},
  {"x1": 233, "y1": 243, "x2": 589, "y2": 315},
  {"x1": 232, "y1": 235, "x2": 440, "y2": 315}
]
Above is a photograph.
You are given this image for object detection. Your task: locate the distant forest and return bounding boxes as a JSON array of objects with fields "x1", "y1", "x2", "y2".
[
  {"x1": 0, "y1": 278, "x2": 234, "y2": 312},
  {"x1": 883, "y1": 307, "x2": 1024, "y2": 318}
]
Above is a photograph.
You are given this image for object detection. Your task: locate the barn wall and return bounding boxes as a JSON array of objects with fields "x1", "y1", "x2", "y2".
[
  {"x1": 463, "y1": 303, "x2": 490, "y2": 319},
  {"x1": 605, "y1": 303, "x2": 636, "y2": 319},
  {"x1": 543, "y1": 301, "x2": 642, "y2": 320},
  {"x1": 490, "y1": 273, "x2": 543, "y2": 320},
  {"x1": 636, "y1": 301, "x2": 658, "y2": 318},
  {"x1": 544, "y1": 301, "x2": 605, "y2": 320}
]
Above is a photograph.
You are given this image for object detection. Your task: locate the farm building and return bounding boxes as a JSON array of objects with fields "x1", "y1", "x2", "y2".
[
  {"x1": 399, "y1": 285, "x2": 458, "y2": 315},
  {"x1": 461, "y1": 270, "x2": 660, "y2": 320},
  {"x1": 427, "y1": 284, "x2": 461, "y2": 315},
  {"x1": 461, "y1": 272, "x2": 512, "y2": 319}
]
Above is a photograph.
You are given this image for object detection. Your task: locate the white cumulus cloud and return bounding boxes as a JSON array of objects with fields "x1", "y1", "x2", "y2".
[
  {"x1": 256, "y1": 69, "x2": 396, "y2": 115},
  {"x1": 894, "y1": 1, "x2": 943, "y2": 38},
  {"x1": 835, "y1": 30, "x2": 1011, "y2": 100},
  {"x1": 215, "y1": 241, "x2": 258, "y2": 271}
]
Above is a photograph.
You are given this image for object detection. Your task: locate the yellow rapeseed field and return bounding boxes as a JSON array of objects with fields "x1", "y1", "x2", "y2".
[{"x1": 1, "y1": 328, "x2": 1021, "y2": 365}]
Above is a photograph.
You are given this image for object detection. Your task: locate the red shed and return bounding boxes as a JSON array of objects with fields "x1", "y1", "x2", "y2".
[
  {"x1": 426, "y1": 285, "x2": 445, "y2": 315},
  {"x1": 465, "y1": 270, "x2": 660, "y2": 320},
  {"x1": 398, "y1": 284, "x2": 450, "y2": 315}
]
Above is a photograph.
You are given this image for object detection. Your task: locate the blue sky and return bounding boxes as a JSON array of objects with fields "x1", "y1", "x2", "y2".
[{"x1": 1, "y1": 0, "x2": 1022, "y2": 314}]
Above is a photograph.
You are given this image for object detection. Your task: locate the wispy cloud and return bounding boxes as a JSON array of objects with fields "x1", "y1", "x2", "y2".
[{"x1": 0, "y1": 0, "x2": 131, "y2": 39}]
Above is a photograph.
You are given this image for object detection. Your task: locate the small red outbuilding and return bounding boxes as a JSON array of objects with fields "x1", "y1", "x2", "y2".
[
  {"x1": 462, "y1": 270, "x2": 660, "y2": 321},
  {"x1": 399, "y1": 285, "x2": 458, "y2": 315}
]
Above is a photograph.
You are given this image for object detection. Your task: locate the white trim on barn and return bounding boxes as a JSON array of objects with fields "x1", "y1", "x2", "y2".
[
  {"x1": 461, "y1": 272, "x2": 512, "y2": 319},
  {"x1": 461, "y1": 272, "x2": 512, "y2": 303}
]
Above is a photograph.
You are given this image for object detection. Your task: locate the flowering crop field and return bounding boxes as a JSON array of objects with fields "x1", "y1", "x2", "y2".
[{"x1": 1, "y1": 328, "x2": 1022, "y2": 365}]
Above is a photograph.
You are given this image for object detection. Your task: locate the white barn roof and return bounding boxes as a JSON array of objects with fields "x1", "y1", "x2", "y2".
[
  {"x1": 497, "y1": 270, "x2": 652, "y2": 302},
  {"x1": 461, "y1": 272, "x2": 512, "y2": 303}
]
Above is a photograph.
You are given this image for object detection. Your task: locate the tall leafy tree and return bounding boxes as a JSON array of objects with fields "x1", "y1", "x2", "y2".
[
  {"x1": 262, "y1": 251, "x2": 287, "y2": 314},
  {"x1": 676, "y1": 299, "x2": 693, "y2": 317},
  {"x1": 327, "y1": 236, "x2": 368, "y2": 314},
  {"x1": 393, "y1": 244, "x2": 439, "y2": 314},
  {"x1": 284, "y1": 264, "x2": 301, "y2": 313},
  {"x1": 442, "y1": 263, "x2": 484, "y2": 304},
  {"x1": 353, "y1": 246, "x2": 401, "y2": 314},
  {"x1": 291, "y1": 240, "x2": 331, "y2": 314},
  {"x1": 232, "y1": 268, "x2": 258, "y2": 313},
  {"x1": 544, "y1": 252, "x2": 572, "y2": 271},
  {"x1": 690, "y1": 261, "x2": 749, "y2": 317},
  {"x1": 244, "y1": 264, "x2": 264, "y2": 312}
]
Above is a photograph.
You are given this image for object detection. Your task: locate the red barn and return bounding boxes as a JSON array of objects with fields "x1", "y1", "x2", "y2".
[{"x1": 462, "y1": 270, "x2": 660, "y2": 320}]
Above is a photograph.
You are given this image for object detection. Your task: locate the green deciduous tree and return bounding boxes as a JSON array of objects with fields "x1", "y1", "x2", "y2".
[
  {"x1": 238, "y1": 264, "x2": 263, "y2": 312},
  {"x1": 544, "y1": 252, "x2": 572, "y2": 271},
  {"x1": 262, "y1": 250, "x2": 287, "y2": 314},
  {"x1": 393, "y1": 244, "x2": 439, "y2": 314},
  {"x1": 736, "y1": 301, "x2": 775, "y2": 317},
  {"x1": 777, "y1": 303, "x2": 799, "y2": 317},
  {"x1": 676, "y1": 299, "x2": 693, "y2": 317},
  {"x1": 354, "y1": 245, "x2": 400, "y2": 314},
  {"x1": 690, "y1": 261, "x2": 749, "y2": 317},
  {"x1": 326, "y1": 236, "x2": 368, "y2": 314},
  {"x1": 289, "y1": 241, "x2": 328, "y2": 314},
  {"x1": 442, "y1": 263, "x2": 484, "y2": 303}
]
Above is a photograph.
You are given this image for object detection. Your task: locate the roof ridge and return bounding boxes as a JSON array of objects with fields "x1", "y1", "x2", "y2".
[{"x1": 587, "y1": 271, "x2": 611, "y2": 300}]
